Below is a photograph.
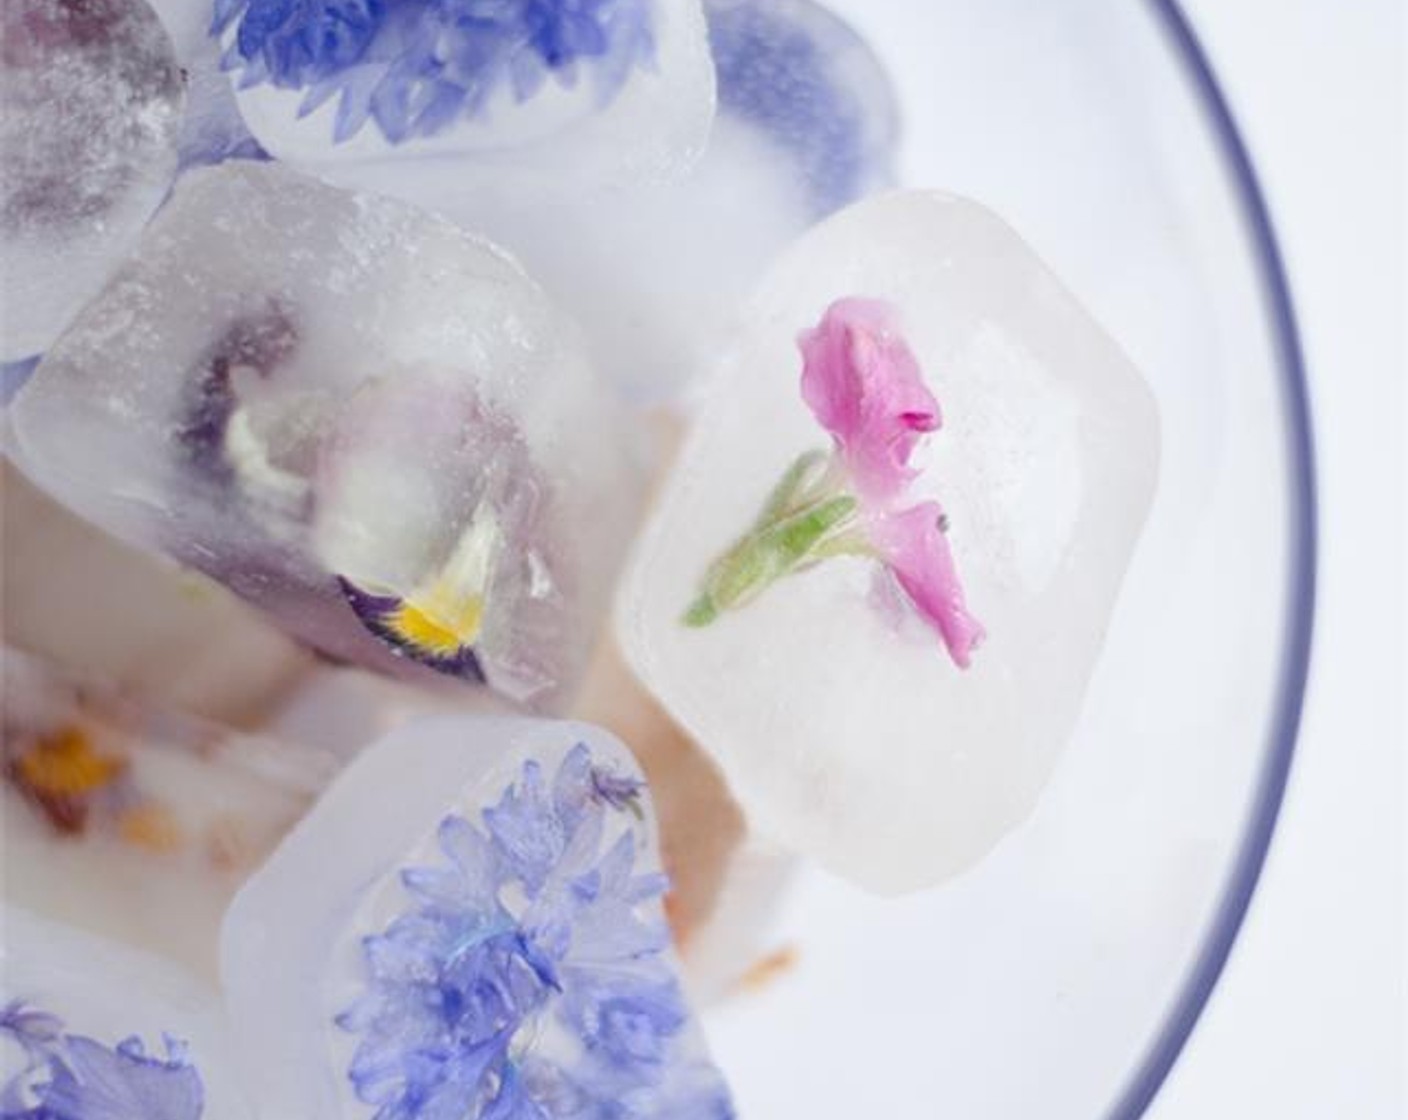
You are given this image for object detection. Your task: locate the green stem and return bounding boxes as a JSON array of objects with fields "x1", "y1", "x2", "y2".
[{"x1": 684, "y1": 494, "x2": 858, "y2": 626}]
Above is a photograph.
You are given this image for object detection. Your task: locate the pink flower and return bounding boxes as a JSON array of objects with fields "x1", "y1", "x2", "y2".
[
  {"x1": 799, "y1": 297, "x2": 940, "y2": 503},
  {"x1": 688, "y1": 296, "x2": 983, "y2": 669},
  {"x1": 869, "y1": 502, "x2": 985, "y2": 668},
  {"x1": 801, "y1": 298, "x2": 983, "y2": 667}
]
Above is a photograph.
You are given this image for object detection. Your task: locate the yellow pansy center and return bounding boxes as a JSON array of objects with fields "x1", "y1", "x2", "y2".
[
  {"x1": 389, "y1": 581, "x2": 485, "y2": 658},
  {"x1": 380, "y1": 510, "x2": 500, "y2": 659}
]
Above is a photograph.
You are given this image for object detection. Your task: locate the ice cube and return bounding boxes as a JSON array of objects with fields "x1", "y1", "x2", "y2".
[
  {"x1": 216, "y1": 0, "x2": 715, "y2": 206},
  {"x1": 619, "y1": 192, "x2": 1160, "y2": 894},
  {"x1": 2, "y1": 648, "x2": 327, "y2": 981},
  {"x1": 7, "y1": 162, "x2": 643, "y2": 709},
  {"x1": 0, "y1": 0, "x2": 184, "y2": 362},
  {"x1": 0, "y1": 907, "x2": 251, "y2": 1118},
  {"x1": 221, "y1": 716, "x2": 734, "y2": 1119}
]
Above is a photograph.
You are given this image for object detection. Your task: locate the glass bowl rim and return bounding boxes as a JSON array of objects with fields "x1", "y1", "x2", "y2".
[{"x1": 1109, "y1": 2, "x2": 1318, "y2": 1116}]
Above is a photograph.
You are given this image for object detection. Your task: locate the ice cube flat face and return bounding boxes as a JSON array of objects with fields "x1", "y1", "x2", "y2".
[
  {"x1": 620, "y1": 191, "x2": 1160, "y2": 894},
  {"x1": 8, "y1": 163, "x2": 642, "y2": 708},
  {"x1": 0, "y1": 908, "x2": 250, "y2": 1119},
  {"x1": 220, "y1": 716, "x2": 733, "y2": 1120},
  {"x1": 0, "y1": 0, "x2": 184, "y2": 362},
  {"x1": 218, "y1": 0, "x2": 715, "y2": 204}
]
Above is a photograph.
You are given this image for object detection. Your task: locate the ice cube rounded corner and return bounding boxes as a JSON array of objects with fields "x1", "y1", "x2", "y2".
[{"x1": 618, "y1": 187, "x2": 1162, "y2": 895}]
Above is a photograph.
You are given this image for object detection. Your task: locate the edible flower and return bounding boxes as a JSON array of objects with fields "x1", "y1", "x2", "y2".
[
  {"x1": 213, "y1": 0, "x2": 656, "y2": 144},
  {"x1": 685, "y1": 296, "x2": 984, "y2": 667},
  {"x1": 338, "y1": 744, "x2": 732, "y2": 1118},
  {"x1": 0, "y1": 1003, "x2": 204, "y2": 1120}
]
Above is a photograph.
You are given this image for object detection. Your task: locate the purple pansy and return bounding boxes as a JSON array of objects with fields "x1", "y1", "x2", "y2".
[
  {"x1": 214, "y1": 0, "x2": 655, "y2": 144},
  {"x1": 686, "y1": 297, "x2": 985, "y2": 668},
  {"x1": 338, "y1": 744, "x2": 733, "y2": 1119},
  {"x1": 0, "y1": 1005, "x2": 203, "y2": 1120}
]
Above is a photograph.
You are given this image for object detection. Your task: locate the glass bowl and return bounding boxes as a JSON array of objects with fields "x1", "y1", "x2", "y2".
[
  {"x1": 0, "y1": 1, "x2": 1316, "y2": 1116},
  {"x1": 702, "y1": 1, "x2": 1315, "y2": 1116}
]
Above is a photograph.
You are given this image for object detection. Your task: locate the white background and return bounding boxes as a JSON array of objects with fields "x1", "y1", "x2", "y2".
[{"x1": 1148, "y1": 2, "x2": 1405, "y2": 1117}]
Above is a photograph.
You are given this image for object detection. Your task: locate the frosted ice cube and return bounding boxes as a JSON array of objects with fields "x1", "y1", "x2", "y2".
[
  {"x1": 221, "y1": 716, "x2": 733, "y2": 1119},
  {"x1": 0, "y1": 907, "x2": 251, "y2": 1118},
  {"x1": 0, "y1": 0, "x2": 184, "y2": 362},
  {"x1": 421, "y1": 0, "x2": 900, "y2": 403},
  {"x1": 218, "y1": 0, "x2": 715, "y2": 205},
  {"x1": 619, "y1": 192, "x2": 1160, "y2": 894},
  {"x1": 7, "y1": 162, "x2": 642, "y2": 709}
]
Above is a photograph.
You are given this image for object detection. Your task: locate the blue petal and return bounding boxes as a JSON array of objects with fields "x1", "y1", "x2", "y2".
[{"x1": 39, "y1": 1035, "x2": 203, "y2": 1120}]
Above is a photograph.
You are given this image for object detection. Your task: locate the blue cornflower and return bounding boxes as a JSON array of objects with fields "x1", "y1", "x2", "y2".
[
  {"x1": 0, "y1": 1004, "x2": 203, "y2": 1120},
  {"x1": 220, "y1": 0, "x2": 386, "y2": 88},
  {"x1": 214, "y1": 0, "x2": 656, "y2": 144},
  {"x1": 338, "y1": 743, "x2": 734, "y2": 1119}
]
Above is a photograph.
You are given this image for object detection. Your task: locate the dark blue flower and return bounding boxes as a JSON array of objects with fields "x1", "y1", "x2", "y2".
[
  {"x1": 216, "y1": 0, "x2": 655, "y2": 144},
  {"x1": 338, "y1": 744, "x2": 734, "y2": 1119},
  {"x1": 227, "y1": 0, "x2": 385, "y2": 88},
  {"x1": 0, "y1": 1007, "x2": 203, "y2": 1120}
]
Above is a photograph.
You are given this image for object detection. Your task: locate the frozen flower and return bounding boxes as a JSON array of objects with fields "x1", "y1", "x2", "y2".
[
  {"x1": 0, "y1": 1006, "x2": 203, "y2": 1120},
  {"x1": 686, "y1": 297, "x2": 984, "y2": 667},
  {"x1": 338, "y1": 744, "x2": 733, "y2": 1119},
  {"x1": 214, "y1": 0, "x2": 656, "y2": 144},
  {"x1": 229, "y1": 0, "x2": 385, "y2": 88}
]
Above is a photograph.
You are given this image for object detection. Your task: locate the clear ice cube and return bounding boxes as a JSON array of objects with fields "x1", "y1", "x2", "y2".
[
  {"x1": 619, "y1": 192, "x2": 1161, "y2": 893},
  {"x1": 7, "y1": 162, "x2": 643, "y2": 709},
  {"x1": 0, "y1": 0, "x2": 184, "y2": 362},
  {"x1": 220, "y1": 716, "x2": 733, "y2": 1119}
]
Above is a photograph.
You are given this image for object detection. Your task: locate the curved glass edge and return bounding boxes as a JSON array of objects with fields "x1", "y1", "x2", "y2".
[{"x1": 1109, "y1": 3, "x2": 1321, "y2": 1118}]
